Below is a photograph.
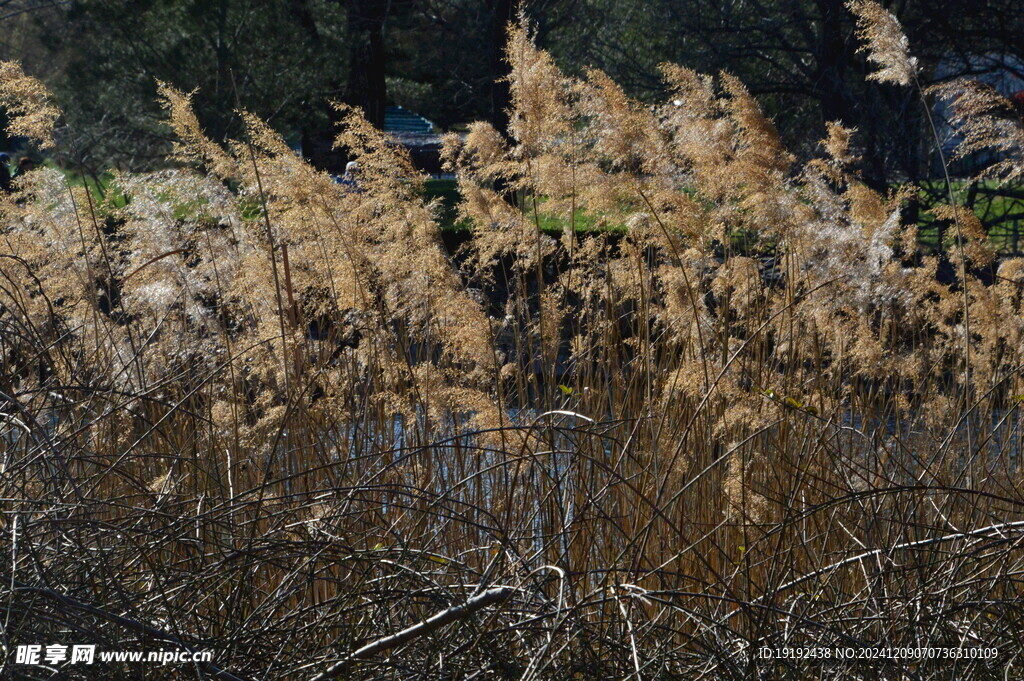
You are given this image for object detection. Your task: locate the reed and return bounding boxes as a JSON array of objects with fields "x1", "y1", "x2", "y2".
[{"x1": 2, "y1": 5, "x2": 1024, "y2": 679}]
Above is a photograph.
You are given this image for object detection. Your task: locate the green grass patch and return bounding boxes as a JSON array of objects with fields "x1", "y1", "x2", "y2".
[
  {"x1": 57, "y1": 166, "x2": 128, "y2": 209},
  {"x1": 917, "y1": 179, "x2": 1024, "y2": 253},
  {"x1": 423, "y1": 178, "x2": 627, "y2": 236}
]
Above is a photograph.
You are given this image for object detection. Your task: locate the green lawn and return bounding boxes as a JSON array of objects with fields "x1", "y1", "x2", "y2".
[
  {"x1": 916, "y1": 179, "x2": 1024, "y2": 253},
  {"x1": 422, "y1": 178, "x2": 624, "y2": 236},
  {"x1": 55, "y1": 171, "x2": 1024, "y2": 254},
  {"x1": 58, "y1": 167, "x2": 128, "y2": 209},
  {"x1": 426, "y1": 178, "x2": 1024, "y2": 255}
]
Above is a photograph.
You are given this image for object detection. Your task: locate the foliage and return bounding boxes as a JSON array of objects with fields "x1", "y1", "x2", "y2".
[{"x1": 2, "y1": 6, "x2": 1024, "y2": 680}]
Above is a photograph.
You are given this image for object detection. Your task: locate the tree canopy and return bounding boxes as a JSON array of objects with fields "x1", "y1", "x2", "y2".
[{"x1": 1, "y1": 0, "x2": 1022, "y2": 180}]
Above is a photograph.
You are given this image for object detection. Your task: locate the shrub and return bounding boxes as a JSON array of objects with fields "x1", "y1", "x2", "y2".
[{"x1": 2, "y1": 4, "x2": 1024, "y2": 679}]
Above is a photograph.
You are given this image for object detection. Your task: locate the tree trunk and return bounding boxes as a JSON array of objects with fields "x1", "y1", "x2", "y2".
[
  {"x1": 487, "y1": 0, "x2": 516, "y2": 135},
  {"x1": 347, "y1": 0, "x2": 388, "y2": 129},
  {"x1": 301, "y1": 0, "x2": 387, "y2": 172},
  {"x1": 816, "y1": 0, "x2": 849, "y2": 127}
]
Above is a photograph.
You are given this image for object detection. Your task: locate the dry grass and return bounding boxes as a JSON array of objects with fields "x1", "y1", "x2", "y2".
[{"x1": 3, "y1": 5, "x2": 1024, "y2": 680}]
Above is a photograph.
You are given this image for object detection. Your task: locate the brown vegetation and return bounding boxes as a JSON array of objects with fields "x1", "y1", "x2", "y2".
[{"x1": 2, "y1": 4, "x2": 1024, "y2": 679}]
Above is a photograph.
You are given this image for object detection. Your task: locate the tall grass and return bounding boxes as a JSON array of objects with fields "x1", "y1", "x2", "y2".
[{"x1": 3, "y1": 4, "x2": 1024, "y2": 679}]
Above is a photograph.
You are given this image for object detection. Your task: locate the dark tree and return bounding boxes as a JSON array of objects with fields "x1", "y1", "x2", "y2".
[{"x1": 346, "y1": 0, "x2": 390, "y2": 129}]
